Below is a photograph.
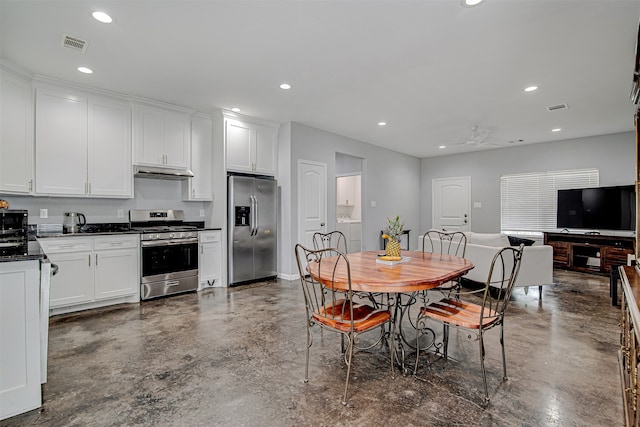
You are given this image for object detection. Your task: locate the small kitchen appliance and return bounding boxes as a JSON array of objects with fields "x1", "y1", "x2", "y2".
[{"x1": 63, "y1": 212, "x2": 86, "y2": 234}]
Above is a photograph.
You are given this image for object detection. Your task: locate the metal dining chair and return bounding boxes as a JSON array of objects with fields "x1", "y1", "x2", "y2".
[
  {"x1": 295, "y1": 243, "x2": 394, "y2": 405},
  {"x1": 312, "y1": 230, "x2": 348, "y2": 254},
  {"x1": 422, "y1": 229, "x2": 468, "y2": 296},
  {"x1": 414, "y1": 244, "x2": 524, "y2": 406}
]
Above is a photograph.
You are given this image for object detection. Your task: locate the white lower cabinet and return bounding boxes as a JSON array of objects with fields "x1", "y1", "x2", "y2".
[
  {"x1": 199, "y1": 230, "x2": 223, "y2": 288},
  {"x1": 93, "y1": 237, "x2": 139, "y2": 300},
  {"x1": 336, "y1": 222, "x2": 362, "y2": 253},
  {"x1": 0, "y1": 260, "x2": 41, "y2": 420},
  {"x1": 39, "y1": 235, "x2": 139, "y2": 313}
]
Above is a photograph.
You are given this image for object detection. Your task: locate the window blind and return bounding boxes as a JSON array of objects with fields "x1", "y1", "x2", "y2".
[{"x1": 500, "y1": 168, "x2": 599, "y2": 233}]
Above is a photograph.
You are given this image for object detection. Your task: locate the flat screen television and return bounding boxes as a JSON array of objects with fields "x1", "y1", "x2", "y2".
[{"x1": 557, "y1": 185, "x2": 636, "y2": 231}]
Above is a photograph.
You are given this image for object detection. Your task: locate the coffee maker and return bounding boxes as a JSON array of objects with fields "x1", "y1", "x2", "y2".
[{"x1": 63, "y1": 212, "x2": 86, "y2": 234}]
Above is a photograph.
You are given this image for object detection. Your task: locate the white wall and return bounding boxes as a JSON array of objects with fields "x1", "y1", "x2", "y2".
[
  {"x1": 420, "y1": 131, "x2": 635, "y2": 233},
  {"x1": 280, "y1": 122, "x2": 422, "y2": 277}
]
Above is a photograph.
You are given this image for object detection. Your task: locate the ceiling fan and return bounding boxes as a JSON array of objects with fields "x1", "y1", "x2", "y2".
[{"x1": 450, "y1": 125, "x2": 495, "y2": 147}]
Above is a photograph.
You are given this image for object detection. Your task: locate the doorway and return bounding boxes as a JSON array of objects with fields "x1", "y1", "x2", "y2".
[
  {"x1": 336, "y1": 153, "x2": 363, "y2": 253},
  {"x1": 432, "y1": 176, "x2": 471, "y2": 231}
]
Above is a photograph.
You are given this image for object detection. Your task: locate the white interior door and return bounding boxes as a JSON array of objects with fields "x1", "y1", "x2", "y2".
[
  {"x1": 432, "y1": 176, "x2": 471, "y2": 231},
  {"x1": 298, "y1": 160, "x2": 327, "y2": 252}
]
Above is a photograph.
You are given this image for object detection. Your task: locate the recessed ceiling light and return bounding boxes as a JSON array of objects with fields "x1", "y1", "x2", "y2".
[
  {"x1": 378, "y1": 122, "x2": 387, "y2": 126},
  {"x1": 552, "y1": 128, "x2": 562, "y2": 132},
  {"x1": 279, "y1": 83, "x2": 291, "y2": 90},
  {"x1": 524, "y1": 86, "x2": 539, "y2": 92},
  {"x1": 461, "y1": 0, "x2": 485, "y2": 7},
  {"x1": 231, "y1": 107, "x2": 241, "y2": 113},
  {"x1": 439, "y1": 145, "x2": 446, "y2": 149},
  {"x1": 92, "y1": 11, "x2": 113, "y2": 24},
  {"x1": 77, "y1": 67, "x2": 93, "y2": 74}
]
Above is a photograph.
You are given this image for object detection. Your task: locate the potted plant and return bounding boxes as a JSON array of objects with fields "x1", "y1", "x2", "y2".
[{"x1": 382, "y1": 215, "x2": 404, "y2": 258}]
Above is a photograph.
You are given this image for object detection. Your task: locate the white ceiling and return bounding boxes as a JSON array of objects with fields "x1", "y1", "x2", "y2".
[{"x1": 1, "y1": 0, "x2": 638, "y2": 158}]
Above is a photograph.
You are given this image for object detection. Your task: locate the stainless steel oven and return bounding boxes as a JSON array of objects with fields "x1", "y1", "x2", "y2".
[
  {"x1": 0, "y1": 209, "x2": 28, "y2": 256},
  {"x1": 131, "y1": 210, "x2": 201, "y2": 300}
]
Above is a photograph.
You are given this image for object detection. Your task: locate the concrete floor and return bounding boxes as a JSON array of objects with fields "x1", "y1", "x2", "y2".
[{"x1": 2, "y1": 269, "x2": 623, "y2": 426}]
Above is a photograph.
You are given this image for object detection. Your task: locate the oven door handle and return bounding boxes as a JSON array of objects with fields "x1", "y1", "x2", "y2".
[{"x1": 141, "y1": 238, "x2": 198, "y2": 247}]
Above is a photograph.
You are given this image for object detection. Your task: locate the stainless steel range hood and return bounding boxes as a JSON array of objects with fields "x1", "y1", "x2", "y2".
[{"x1": 134, "y1": 165, "x2": 194, "y2": 180}]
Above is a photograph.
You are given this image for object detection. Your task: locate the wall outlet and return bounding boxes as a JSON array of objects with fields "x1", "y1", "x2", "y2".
[
  {"x1": 370, "y1": 201, "x2": 377, "y2": 208},
  {"x1": 117, "y1": 209, "x2": 124, "y2": 218},
  {"x1": 40, "y1": 209, "x2": 48, "y2": 218},
  {"x1": 474, "y1": 202, "x2": 482, "y2": 208},
  {"x1": 199, "y1": 209, "x2": 205, "y2": 217}
]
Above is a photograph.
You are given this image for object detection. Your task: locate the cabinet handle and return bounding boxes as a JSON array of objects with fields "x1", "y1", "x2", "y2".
[
  {"x1": 88, "y1": 254, "x2": 91, "y2": 266},
  {"x1": 192, "y1": 189, "x2": 195, "y2": 197},
  {"x1": 95, "y1": 254, "x2": 98, "y2": 266},
  {"x1": 28, "y1": 180, "x2": 33, "y2": 191}
]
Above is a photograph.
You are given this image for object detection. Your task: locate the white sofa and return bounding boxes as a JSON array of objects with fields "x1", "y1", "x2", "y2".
[
  {"x1": 465, "y1": 232, "x2": 554, "y2": 293},
  {"x1": 419, "y1": 231, "x2": 554, "y2": 296}
]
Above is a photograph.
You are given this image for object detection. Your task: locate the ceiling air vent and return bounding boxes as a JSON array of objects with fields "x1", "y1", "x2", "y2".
[
  {"x1": 546, "y1": 103, "x2": 568, "y2": 112},
  {"x1": 60, "y1": 34, "x2": 89, "y2": 53}
]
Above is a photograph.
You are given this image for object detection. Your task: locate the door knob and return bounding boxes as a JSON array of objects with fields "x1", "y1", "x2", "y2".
[{"x1": 321, "y1": 222, "x2": 325, "y2": 227}]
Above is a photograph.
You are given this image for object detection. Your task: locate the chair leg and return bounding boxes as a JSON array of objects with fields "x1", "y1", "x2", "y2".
[
  {"x1": 479, "y1": 332, "x2": 489, "y2": 405},
  {"x1": 500, "y1": 323, "x2": 508, "y2": 381},
  {"x1": 539, "y1": 285, "x2": 543, "y2": 300},
  {"x1": 305, "y1": 324, "x2": 311, "y2": 383},
  {"x1": 342, "y1": 332, "x2": 355, "y2": 405},
  {"x1": 443, "y1": 323, "x2": 450, "y2": 358}
]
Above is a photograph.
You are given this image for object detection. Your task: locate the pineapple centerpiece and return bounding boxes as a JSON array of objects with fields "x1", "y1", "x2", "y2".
[{"x1": 382, "y1": 215, "x2": 404, "y2": 258}]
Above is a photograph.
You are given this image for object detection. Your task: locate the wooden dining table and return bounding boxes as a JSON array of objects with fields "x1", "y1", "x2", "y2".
[
  {"x1": 308, "y1": 250, "x2": 475, "y2": 371},
  {"x1": 308, "y1": 250, "x2": 474, "y2": 294}
]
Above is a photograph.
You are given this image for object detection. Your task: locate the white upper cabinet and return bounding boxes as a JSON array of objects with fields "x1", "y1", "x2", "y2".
[
  {"x1": 224, "y1": 113, "x2": 277, "y2": 176},
  {"x1": 133, "y1": 103, "x2": 191, "y2": 168},
  {"x1": 0, "y1": 70, "x2": 33, "y2": 194},
  {"x1": 34, "y1": 82, "x2": 133, "y2": 198},
  {"x1": 183, "y1": 114, "x2": 213, "y2": 201},
  {"x1": 254, "y1": 123, "x2": 277, "y2": 175},
  {"x1": 88, "y1": 96, "x2": 132, "y2": 197},
  {"x1": 35, "y1": 87, "x2": 88, "y2": 196},
  {"x1": 226, "y1": 119, "x2": 253, "y2": 171}
]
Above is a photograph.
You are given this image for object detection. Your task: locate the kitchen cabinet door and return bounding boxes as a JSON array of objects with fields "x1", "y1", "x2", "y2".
[
  {"x1": 34, "y1": 88, "x2": 87, "y2": 195},
  {"x1": 47, "y1": 251, "x2": 94, "y2": 308},
  {"x1": 94, "y1": 247, "x2": 139, "y2": 300},
  {"x1": 225, "y1": 119, "x2": 253, "y2": 172},
  {"x1": 254, "y1": 124, "x2": 277, "y2": 175},
  {"x1": 183, "y1": 115, "x2": 213, "y2": 201},
  {"x1": 0, "y1": 261, "x2": 41, "y2": 420},
  {"x1": 199, "y1": 231, "x2": 222, "y2": 288},
  {"x1": 134, "y1": 106, "x2": 165, "y2": 166},
  {"x1": 88, "y1": 96, "x2": 132, "y2": 197},
  {"x1": 164, "y1": 112, "x2": 190, "y2": 168},
  {"x1": 0, "y1": 71, "x2": 33, "y2": 194}
]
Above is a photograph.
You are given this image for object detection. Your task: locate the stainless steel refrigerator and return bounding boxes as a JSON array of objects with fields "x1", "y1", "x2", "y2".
[{"x1": 228, "y1": 174, "x2": 277, "y2": 286}]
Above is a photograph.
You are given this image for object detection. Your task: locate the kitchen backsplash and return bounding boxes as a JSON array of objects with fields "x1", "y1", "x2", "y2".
[{"x1": 2, "y1": 178, "x2": 209, "y2": 224}]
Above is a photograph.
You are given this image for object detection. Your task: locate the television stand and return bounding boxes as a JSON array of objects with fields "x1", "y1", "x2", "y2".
[{"x1": 543, "y1": 232, "x2": 635, "y2": 275}]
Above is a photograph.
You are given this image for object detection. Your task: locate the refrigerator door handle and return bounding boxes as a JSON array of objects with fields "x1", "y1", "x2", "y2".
[
  {"x1": 253, "y1": 195, "x2": 259, "y2": 236},
  {"x1": 250, "y1": 196, "x2": 257, "y2": 236}
]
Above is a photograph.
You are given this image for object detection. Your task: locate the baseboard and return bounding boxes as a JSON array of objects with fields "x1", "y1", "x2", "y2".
[{"x1": 278, "y1": 272, "x2": 299, "y2": 281}]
